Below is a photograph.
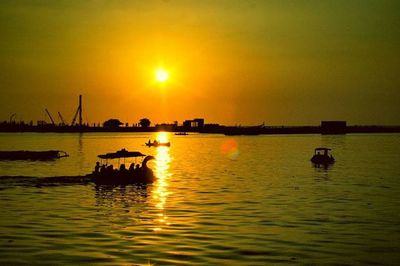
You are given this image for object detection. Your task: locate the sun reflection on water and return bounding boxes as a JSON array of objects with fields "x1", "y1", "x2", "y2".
[{"x1": 152, "y1": 132, "x2": 172, "y2": 231}]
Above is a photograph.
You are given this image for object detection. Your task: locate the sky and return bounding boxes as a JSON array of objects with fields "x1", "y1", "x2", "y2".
[{"x1": 0, "y1": 0, "x2": 399, "y2": 126}]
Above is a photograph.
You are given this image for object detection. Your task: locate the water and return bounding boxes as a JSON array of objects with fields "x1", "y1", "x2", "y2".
[{"x1": 0, "y1": 132, "x2": 399, "y2": 265}]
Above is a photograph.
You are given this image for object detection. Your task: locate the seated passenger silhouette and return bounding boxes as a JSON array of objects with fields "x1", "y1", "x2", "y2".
[
  {"x1": 94, "y1": 162, "x2": 100, "y2": 173},
  {"x1": 100, "y1": 165, "x2": 106, "y2": 173},
  {"x1": 134, "y1": 164, "x2": 141, "y2": 177},
  {"x1": 129, "y1": 163, "x2": 135, "y2": 172},
  {"x1": 106, "y1": 165, "x2": 114, "y2": 174}
]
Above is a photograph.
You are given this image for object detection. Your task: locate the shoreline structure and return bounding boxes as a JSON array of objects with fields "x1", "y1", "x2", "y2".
[
  {"x1": 1, "y1": 121, "x2": 399, "y2": 135},
  {"x1": 3, "y1": 96, "x2": 399, "y2": 134}
]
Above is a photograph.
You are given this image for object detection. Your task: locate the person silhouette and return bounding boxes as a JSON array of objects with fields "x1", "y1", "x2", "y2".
[
  {"x1": 94, "y1": 162, "x2": 100, "y2": 173},
  {"x1": 100, "y1": 164, "x2": 106, "y2": 174},
  {"x1": 129, "y1": 163, "x2": 135, "y2": 172}
]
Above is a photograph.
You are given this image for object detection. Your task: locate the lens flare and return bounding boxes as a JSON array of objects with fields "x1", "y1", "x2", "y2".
[
  {"x1": 156, "y1": 131, "x2": 169, "y2": 143},
  {"x1": 221, "y1": 139, "x2": 240, "y2": 160}
]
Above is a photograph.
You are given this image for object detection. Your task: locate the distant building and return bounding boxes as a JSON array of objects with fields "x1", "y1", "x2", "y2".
[
  {"x1": 37, "y1": 120, "x2": 47, "y2": 126},
  {"x1": 183, "y1": 118, "x2": 204, "y2": 129},
  {"x1": 321, "y1": 121, "x2": 347, "y2": 134}
]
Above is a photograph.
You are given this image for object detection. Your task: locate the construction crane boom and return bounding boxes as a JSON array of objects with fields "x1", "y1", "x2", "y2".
[
  {"x1": 45, "y1": 109, "x2": 55, "y2": 125},
  {"x1": 9, "y1": 113, "x2": 16, "y2": 123},
  {"x1": 58, "y1": 112, "x2": 66, "y2": 126},
  {"x1": 71, "y1": 95, "x2": 82, "y2": 126}
]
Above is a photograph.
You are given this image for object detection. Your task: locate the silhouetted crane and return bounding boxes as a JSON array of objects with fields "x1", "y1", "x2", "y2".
[
  {"x1": 71, "y1": 95, "x2": 83, "y2": 126},
  {"x1": 9, "y1": 113, "x2": 16, "y2": 124},
  {"x1": 45, "y1": 109, "x2": 55, "y2": 126},
  {"x1": 58, "y1": 112, "x2": 66, "y2": 126}
]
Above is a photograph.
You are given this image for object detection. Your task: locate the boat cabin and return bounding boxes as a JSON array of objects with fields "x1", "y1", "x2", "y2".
[
  {"x1": 311, "y1": 147, "x2": 335, "y2": 165},
  {"x1": 314, "y1": 147, "x2": 332, "y2": 156}
]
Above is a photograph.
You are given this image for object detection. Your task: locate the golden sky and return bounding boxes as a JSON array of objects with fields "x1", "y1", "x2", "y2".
[{"x1": 0, "y1": 0, "x2": 399, "y2": 125}]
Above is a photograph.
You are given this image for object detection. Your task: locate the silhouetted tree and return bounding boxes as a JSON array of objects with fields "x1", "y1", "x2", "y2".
[
  {"x1": 103, "y1": 119, "x2": 123, "y2": 128},
  {"x1": 139, "y1": 118, "x2": 151, "y2": 128}
]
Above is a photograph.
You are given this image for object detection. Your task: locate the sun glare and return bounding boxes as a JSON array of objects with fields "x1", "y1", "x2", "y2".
[{"x1": 155, "y1": 68, "x2": 169, "y2": 83}]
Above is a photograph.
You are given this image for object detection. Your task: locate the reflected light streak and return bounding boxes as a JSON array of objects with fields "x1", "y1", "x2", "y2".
[
  {"x1": 156, "y1": 131, "x2": 169, "y2": 143},
  {"x1": 152, "y1": 132, "x2": 172, "y2": 231}
]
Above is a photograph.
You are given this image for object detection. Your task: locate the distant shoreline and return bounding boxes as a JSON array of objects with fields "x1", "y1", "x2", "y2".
[{"x1": 0, "y1": 124, "x2": 399, "y2": 135}]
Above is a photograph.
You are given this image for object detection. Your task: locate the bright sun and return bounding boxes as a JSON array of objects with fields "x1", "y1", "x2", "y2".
[{"x1": 155, "y1": 68, "x2": 169, "y2": 83}]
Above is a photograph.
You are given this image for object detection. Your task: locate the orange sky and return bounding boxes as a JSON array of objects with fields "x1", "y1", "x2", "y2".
[{"x1": 0, "y1": 1, "x2": 399, "y2": 125}]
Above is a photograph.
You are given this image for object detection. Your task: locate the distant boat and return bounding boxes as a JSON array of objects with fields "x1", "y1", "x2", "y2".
[
  {"x1": 224, "y1": 131, "x2": 260, "y2": 136},
  {"x1": 174, "y1": 132, "x2": 188, "y2": 135},
  {"x1": 0, "y1": 150, "x2": 68, "y2": 161},
  {"x1": 145, "y1": 141, "x2": 171, "y2": 147},
  {"x1": 311, "y1": 148, "x2": 335, "y2": 165},
  {"x1": 223, "y1": 125, "x2": 263, "y2": 136}
]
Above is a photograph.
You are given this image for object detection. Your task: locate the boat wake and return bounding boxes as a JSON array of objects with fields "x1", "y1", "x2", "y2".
[{"x1": 0, "y1": 175, "x2": 91, "y2": 188}]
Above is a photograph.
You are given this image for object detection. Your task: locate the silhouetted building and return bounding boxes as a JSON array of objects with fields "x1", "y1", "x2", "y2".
[
  {"x1": 321, "y1": 121, "x2": 347, "y2": 134},
  {"x1": 183, "y1": 118, "x2": 204, "y2": 129},
  {"x1": 37, "y1": 120, "x2": 47, "y2": 126}
]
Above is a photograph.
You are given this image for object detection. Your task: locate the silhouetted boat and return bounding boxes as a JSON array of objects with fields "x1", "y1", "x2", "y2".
[
  {"x1": 224, "y1": 131, "x2": 260, "y2": 136},
  {"x1": 311, "y1": 148, "x2": 335, "y2": 165},
  {"x1": 0, "y1": 149, "x2": 155, "y2": 186},
  {"x1": 0, "y1": 150, "x2": 68, "y2": 161},
  {"x1": 90, "y1": 149, "x2": 156, "y2": 185},
  {"x1": 145, "y1": 141, "x2": 170, "y2": 147},
  {"x1": 174, "y1": 132, "x2": 188, "y2": 135},
  {"x1": 223, "y1": 126, "x2": 262, "y2": 136}
]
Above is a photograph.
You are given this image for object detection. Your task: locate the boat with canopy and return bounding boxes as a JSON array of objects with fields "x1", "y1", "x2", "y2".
[{"x1": 91, "y1": 149, "x2": 156, "y2": 184}]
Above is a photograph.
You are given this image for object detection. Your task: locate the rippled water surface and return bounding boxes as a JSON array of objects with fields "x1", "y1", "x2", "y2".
[{"x1": 0, "y1": 133, "x2": 400, "y2": 265}]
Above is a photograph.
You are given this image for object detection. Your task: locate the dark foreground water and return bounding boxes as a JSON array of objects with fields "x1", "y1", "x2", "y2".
[{"x1": 0, "y1": 133, "x2": 399, "y2": 265}]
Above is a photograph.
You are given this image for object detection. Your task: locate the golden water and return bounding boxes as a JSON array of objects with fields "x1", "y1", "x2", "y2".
[{"x1": 0, "y1": 133, "x2": 399, "y2": 265}]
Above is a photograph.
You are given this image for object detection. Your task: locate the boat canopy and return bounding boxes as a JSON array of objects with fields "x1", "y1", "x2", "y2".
[
  {"x1": 315, "y1": 147, "x2": 331, "y2": 151},
  {"x1": 98, "y1": 149, "x2": 146, "y2": 159}
]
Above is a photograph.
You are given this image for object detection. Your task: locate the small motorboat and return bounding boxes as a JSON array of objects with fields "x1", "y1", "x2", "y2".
[
  {"x1": 145, "y1": 141, "x2": 170, "y2": 147},
  {"x1": 311, "y1": 147, "x2": 335, "y2": 165},
  {"x1": 174, "y1": 132, "x2": 188, "y2": 136}
]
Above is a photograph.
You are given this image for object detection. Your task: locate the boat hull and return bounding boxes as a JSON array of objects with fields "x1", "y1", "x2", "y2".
[
  {"x1": 145, "y1": 142, "x2": 170, "y2": 147},
  {"x1": 0, "y1": 150, "x2": 68, "y2": 161},
  {"x1": 89, "y1": 170, "x2": 155, "y2": 185},
  {"x1": 311, "y1": 155, "x2": 335, "y2": 165}
]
